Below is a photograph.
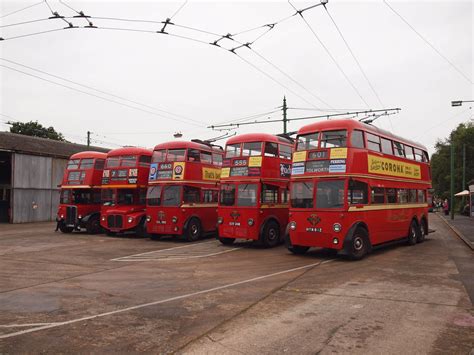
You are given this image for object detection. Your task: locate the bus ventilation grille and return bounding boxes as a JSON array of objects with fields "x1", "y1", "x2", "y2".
[
  {"x1": 66, "y1": 206, "x2": 77, "y2": 226},
  {"x1": 107, "y1": 215, "x2": 123, "y2": 228}
]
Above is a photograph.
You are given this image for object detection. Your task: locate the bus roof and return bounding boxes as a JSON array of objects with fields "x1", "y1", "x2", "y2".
[
  {"x1": 106, "y1": 147, "x2": 152, "y2": 157},
  {"x1": 69, "y1": 151, "x2": 108, "y2": 160},
  {"x1": 298, "y1": 119, "x2": 427, "y2": 151},
  {"x1": 153, "y1": 140, "x2": 223, "y2": 153},
  {"x1": 226, "y1": 133, "x2": 293, "y2": 145}
]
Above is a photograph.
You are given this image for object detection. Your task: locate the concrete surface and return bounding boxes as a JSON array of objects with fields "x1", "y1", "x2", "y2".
[
  {"x1": 438, "y1": 212, "x2": 474, "y2": 250},
  {"x1": 0, "y1": 216, "x2": 472, "y2": 354}
]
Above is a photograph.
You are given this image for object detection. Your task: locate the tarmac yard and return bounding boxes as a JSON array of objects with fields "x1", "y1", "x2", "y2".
[{"x1": 0, "y1": 215, "x2": 473, "y2": 354}]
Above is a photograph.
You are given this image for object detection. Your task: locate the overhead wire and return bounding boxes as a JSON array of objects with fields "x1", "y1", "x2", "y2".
[
  {"x1": 0, "y1": 1, "x2": 44, "y2": 19},
  {"x1": 169, "y1": 0, "x2": 188, "y2": 20},
  {"x1": 0, "y1": 18, "x2": 51, "y2": 28}
]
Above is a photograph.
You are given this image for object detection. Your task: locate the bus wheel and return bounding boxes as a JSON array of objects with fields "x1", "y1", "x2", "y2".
[
  {"x1": 347, "y1": 227, "x2": 369, "y2": 260},
  {"x1": 59, "y1": 223, "x2": 73, "y2": 234},
  {"x1": 185, "y1": 218, "x2": 202, "y2": 242},
  {"x1": 418, "y1": 219, "x2": 427, "y2": 243},
  {"x1": 261, "y1": 221, "x2": 280, "y2": 248},
  {"x1": 219, "y1": 237, "x2": 235, "y2": 245},
  {"x1": 135, "y1": 220, "x2": 147, "y2": 238},
  {"x1": 86, "y1": 216, "x2": 101, "y2": 234},
  {"x1": 407, "y1": 220, "x2": 420, "y2": 246}
]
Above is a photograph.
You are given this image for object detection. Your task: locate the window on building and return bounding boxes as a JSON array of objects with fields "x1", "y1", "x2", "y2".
[
  {"x1": 279, "y1": 144, "x2": 292, "y2": 159},
  {"x1": 264, "y1": 142, "x2": 278, "y2": 157},
  {"x1": 261, "y1": 184, "x2": 279, "y2": 203},
  {"x1": 348, "y1": 180, "x2": 368, "y2": 205},
  {"x1": 225, "y1": 144, "x2": 241, "y2": 158},
  {"x1": 381, "y1": 138, "x2": 393, "y2": 155},
  {"x1": 351, "y1": 130, "x2": 365, "y2": 148},
  {"x1": 367, "y1": 133, "x2": 381, "y2": 152},
  {"x1": 297, "y1": 133, "x2": 319, "y2": 151},
  {"x1": 242, "y1": 142, "x2": 262, "y2": 156},
  {"x1": 371, "y1": 187, "x2": 385, "y2": 204},
  {"x1": 317, "y1": 180, "x2": 345, "y2": 208},
  {"x1": 320, "y1": 130, "x2": 347, "y2": 148}
]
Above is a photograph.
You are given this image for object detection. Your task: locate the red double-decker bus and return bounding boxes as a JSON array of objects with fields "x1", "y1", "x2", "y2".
[
  {"x1": 217, "y1": 133, "x2": 293, "y2": 247},
  {"x1": 286, "y1": 119, "x2": 431, "y2": 259},
  {"x1": 100, "y1": 147, "x2": 152, "y2": 236},
  {"x1": 57, "y1": 151, "x2": 107, "y2": 234},
  {"x1": 145, "y1": 140, "x2": 223, "y2": 241}
]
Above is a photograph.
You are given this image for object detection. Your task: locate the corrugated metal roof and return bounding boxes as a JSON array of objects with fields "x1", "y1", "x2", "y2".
[{"x1": 0, "y1": 132, "x2": 110, "y2": 158}]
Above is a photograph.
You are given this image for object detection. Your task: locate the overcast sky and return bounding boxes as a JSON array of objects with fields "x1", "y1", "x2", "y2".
[{"x1": 1, "y1": 0, "x2": 472, "y2": 154}]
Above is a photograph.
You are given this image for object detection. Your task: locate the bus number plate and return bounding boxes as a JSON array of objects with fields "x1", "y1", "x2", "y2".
[
  {"x1": 229, "y1": 222, "x2": 241, "y2": 226},
  {"x1": 306, "y1": 227, "x2": 322, "y2": 232}
]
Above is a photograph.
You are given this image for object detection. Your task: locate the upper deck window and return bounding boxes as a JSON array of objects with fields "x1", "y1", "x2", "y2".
[
  {"x1": 167, "y1": 149, "x2": 186, "y2": 162},
  {"x1": 225, "y1": 144, "x2": 241, "y2": 158},
  {"x1": 422, "y1": 151, "x2": 429, "y2": 163},
  {"x1": 393, "y1": 142, "x2": 405, "y2": 158},
  {"x1": 381, "y1": 138, "x2": 393, "y2": 155},
  {"x1": 200, "y1": 151, "x2": 212, "y2": 164},
  {"x1": 351, "y1": 130, "x2": 365, "y2": 148},
  {"x1": 139, "y1": 155, "x2": 151, "y2": 167},
  {"x1": 79, "y1": 158, "x2": 94, "y2": 169},
  {"x1": 367, "y1": 133, "x2": 381, "y2": 152},
  {"x1": 67, "y1": 159, "x2": 80, "y2": 170},
  {"x1": 320, "y1": 130, "x2": 347, "y2": 148},
  {"x1": 297, "y1": 133, "x2": 319, "y2": 151},
  {"x1": 152, "y1": 149, "x2": 166, "y2": 163},
  {"x1": 212, "y1": 153, "x2": 223, "y2": 166},
  {"x1": 242, "y1": 142, "x2": 262, "y2": 156},
  {"x1": 405, "y1": 145, "x2": 415, "y2": 160},
  {"x1": 279, "y1": 144, "x2": 292, "y2": 159},
  {"x1": 121, "y1": 155, "x2": 137, "y2": 167},
  {"x1": 413, "y1": 148, "x2": 424, "y2": 162},
  {"x1": 187, "y1": 149, "x2": 200, "y2": 162},
  {"x1": 105, "y1": 157, "x2": 120, "y2": 168},
  {"x1": 95, "y1": 159, "x2": 105, "y2": 170},
  {"x1": 264, "y1": 142, "x2": 278, "y2": 157}
]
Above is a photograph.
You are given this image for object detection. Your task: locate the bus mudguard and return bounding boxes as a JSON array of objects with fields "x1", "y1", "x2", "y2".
[
  {"x1": 341, "y1": 221, "x2": 371, "y2": 255},
  {"x1": 81, "y1": 212, "x2": 100, "y2": 224}
]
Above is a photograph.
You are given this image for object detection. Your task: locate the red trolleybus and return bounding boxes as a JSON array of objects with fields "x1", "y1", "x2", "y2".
[
  {"x1": 145, "y1": 140, "x2": 223, "y2": 241},
  {"x1": 286, "y1": 119, "x2": 431, "y2": 259},
  {"x1": 217, "y1": 133, "x2": 293, "y2": 247},
  {"x1": 57, "y1": 151, "x2": 107, "y2": 234},
  {"x1": 100, "y1": 147, "x2": 152, "y2": 236}
]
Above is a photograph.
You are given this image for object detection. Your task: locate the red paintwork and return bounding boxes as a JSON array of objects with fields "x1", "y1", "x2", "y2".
[
  {"x1": 146, "y1": 141, "x2": 223, "y2": 238},
  {"x1": 57, "y1": 151, "x2": 107, "y2": 232},
  {"x1": 100, "y1": 147, "x2": 152, "y2": 234},
  {"x1": 218, "y1": 133, "x2": 293, "y2": 241},
  {"x1": 288, "y1": 119, "x2": 432, "y2": 251}
]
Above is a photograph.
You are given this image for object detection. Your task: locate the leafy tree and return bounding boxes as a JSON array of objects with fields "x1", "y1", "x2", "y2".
[
  {"x1": 431, "y1": 121, "x2": 474, "y2": 211},
  {"x1": 8, "y1": 121, "x2": 67, "y2": 142}
]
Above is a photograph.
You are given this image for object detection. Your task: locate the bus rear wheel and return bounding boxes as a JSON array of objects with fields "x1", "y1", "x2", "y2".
[
  {"x1": 418, "y1": 218, "x2": 427, "y2": 243},
  {"x1": 185, "y1": 218, "x2": 202, "y2": 242},
  {"x1": 347, "y1": 227, "x2": 369, "y2": 260},
  {"x1": 407, "y1": 220, "x2": 420, "y2": 246},
  {"x1": 219, "y1": 237, "x2": 235, "y2": 245},
  {"x1": 261, "y1": 220, "x2": 280, "y2": 248},
  {"x1": 86, "y1": 216, "x2": 101, "y2": 234}
]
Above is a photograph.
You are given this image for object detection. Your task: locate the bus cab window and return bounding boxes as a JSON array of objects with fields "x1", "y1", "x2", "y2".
[
  {"x1": 94, "y1": 159, "x2": 105, "y2": 170},
  {"x1": 393, "y1": 142, "x2": 405, "y2": 157},
  {"x1": 371, "y1": 187, "x2": 385, "y2": 204},
  {"x1": 118, "y1": 189, "x2": 135, "y2": 205},
  {"x1": 237, "y1": 184, "x2": 258, "y2": 207},
  {"x1": 279, "y1": 144, "x2": 292, "y2": 159},
  {"x1": 381, "y1": 138, "x2": 393, "y2": 155},
  {"x1": 317, "y1": 180, "x2": 345, "y2": 208},
  {"x1": 243, "y1": 142, "x2": 262, "y2": 156},
  {"x1": 139, "y1": 155, "x2": 151, "y2": 167},
  {"x1": 212, "y1": 153, "x2": 223, "y2": 166},
  {"x1": 290, "y1": 182, "x2": 314, "y2": 208},
  {"x1": 367, "y1": 133, "x2": 381, "y2": 152},
  {"x1": 348, "y1": 180, "x2": 368, "y2": 205},
  {"x1": 386, "y1": 188, "x2": 397, "y2": 203},
  {"x1": 146, "y1": 186, "x2": 162, "y2": 206},
  {"x1": 225, "y1": 144, "x2": 241, "y2": 158},
  {"x1": 320, "y1": 130, "x2": 347, "y2": 148},
  {"x1": 184, "y1": 186, "x2": 200, "y2": 203},
  {"x1": 200, "y1": 151, "x2": 212, "y2": 164},
  {"x1": 261, "y1": 184, "x2": 278, "y2": 204},
  {"x1": 351, "y1": 130, "x2": 365, "y2": 148},
  {"x1": 152, "y1": 150, "x2": 166, "y2": 163},
  {"x1": 187, "y1": 149, "x2": 200, "y2": 162},
  {"x1": 264, "y1": 142, "x2": 278, "y2": 157},
  {"x1": 167, "y1": 149, "x2": 186, "y2": 162},
  {"x1": 397, "y1": 189, "x2": 408, "y2": 203},
  {"x1": 297, "y1": 133, "x2": 319, "y2": 151},
  {"x1": 163, "y1": 186, "x2": 181, "y2": 206},
  {"x1": 101, "y1": 189, "x2": 116, "y2": 206},
  {"x1": 219, "y1": 184, "x2": 236, "y2": 206}
]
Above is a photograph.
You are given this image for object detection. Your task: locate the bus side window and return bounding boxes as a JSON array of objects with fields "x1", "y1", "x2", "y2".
[
  {"x1": 417, "y1": 190, "x2": 426, "y2": 203},
  {"x1": 408, "y1": 189, "x2": 417, "y2": 203},
  {"x1": 397, "y1": 189, "x2": 408, "y2": 203},
  {"x1": 351, "y1": 130, "x2": 365, "y2": 148},
  {"x1": 422, "y1": 151, "x2": 429, "y2": 163},
  {"x1": 280, "y1": 188, "x2": 289, "y2": 204},
  {"x1": 139, "y1": 155, "x2": 151, "y2": 167},
  {"x1": 381, "y1": 138, "x2": 393, "y2": 155},
  {"x1": 393, "y1": 142, "x2": 405, "y2": 157},
  {"x1": 188, "y1": 149, "x2": 201, "y2": 162},
  {"x1": 94, "y1": 159, "x2": 105, "y2": 170},
  {"x1": 202, "y1": 189, "x2": 218, "y2": 203},
  {"x1": 413, "y1": 148, "x2": 424, "y2": 162},
  {"x1": 261, "y1": 184, "x2": 278, "y2": 203},
  {"x1": 184, "y1": 186, "x2": 200, "y2": 203},
  {"x1": 264, "y1": 142, "x2": 278, "y2": 157},
  {"x1": 348, "y1": 180, "x2": 368, "y2": 204},
  {"x1": 371, "y1": 187, "x2": 385, "y2": 204},
  {"x1": 212, "y1": 153, "x2": 223, "y2": 166},
  {"x1": 405, "y1": 145, "x2": 415, "y2": 160},
  {"x1": 366, "y1": 133, "x2": 381, "y2": 152},
  {"x1": 386, "y1": 188, "x2": 397, "y2": 203}
]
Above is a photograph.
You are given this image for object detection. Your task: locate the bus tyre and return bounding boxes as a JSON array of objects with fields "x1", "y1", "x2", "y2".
[
  {"x1": 348, "y1": 227, "x2": 369, "y2": 260},
  {"x1": 219, "y1": 237, "x2": 235, "y2": 245},
  {"x1": 135, "y1": 220, "x2": 147, "y2": 238},
  {"x1": 261, "y1": 221, "x2": 280, "y2": 248},
  {"x1": 408, "y1": 220, "x2": 420, "y2": 246},
  {"x1": 418, "y1": 219, "x2": 427, "y2": 243},
  {"x1": 85, "y1": 216, "x2": 101, "y2": 234},
  {"x1": 185, "y1": 218, "x2": 202, "y2": 242},
  {"x1": 59, "y1": 223, "x2": 73, "y2": 234}
]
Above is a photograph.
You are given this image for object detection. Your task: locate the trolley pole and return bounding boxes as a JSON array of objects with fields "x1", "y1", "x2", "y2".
[
  {"x1": 462, "y1": 143, "x2": 466, "y2": 206},
  {"x1": 282, "y1": 96, "x2": 287, "y2": 134},
  {"x1": 87, "y1": 131, "x2": 91, "y2": 148},
  {"x1": 450, "y1": 142, "x2": 455, "y2": 220}
]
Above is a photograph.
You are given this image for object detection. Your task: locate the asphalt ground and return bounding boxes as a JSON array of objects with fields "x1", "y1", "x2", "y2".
[{"x1": 0, "y1": 214, "x2": 472, "y2": 354}]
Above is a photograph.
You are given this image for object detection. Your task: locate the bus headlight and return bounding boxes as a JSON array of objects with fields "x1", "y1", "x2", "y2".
[
  {"x1": 78, "y1": 215, "x2": 82, "y2": 219},
  {"x1": 247, "y1": 218, "x2": 254, "y2": 226},
  {"x1": 333, "y1": 223, "x2": 342, "y2": 232},
  {"x1": 289, "y1": 221, "x2": 297, "y2": 231},
  {"x1": 128, "y1": 217, "x2": 134, "y2": 223},
  {"x1": 172, "y1": 216, "x2": 178, "y2": 224},
  {"x1": 146, "y1": 215, "x2": 151, "y2": 222},
  {"x1": 101, "y1": 216, "x2": 105, "y2": 221},
  {"x1": 60, "y1": 214, "x2": 64, "y2": 219},
  {"x1": 217, "y1": 217, "x2": 223, "y2": 224}
]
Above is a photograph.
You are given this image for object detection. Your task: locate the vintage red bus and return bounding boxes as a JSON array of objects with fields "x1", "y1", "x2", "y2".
[
  {"x1": 217, "y1": 133, "x2": 293, "y2": 247},
  {"x1": 286, "y1": 119, "x2": 431, "y2": 259},
  {"x1": 145, "y1": 140, "x2": 223, "y2": 241},
  {"x1": 100, "y1": 147, "x2": 152, "y2": 236},
  {"x1": 57, "y1": 151, "x2": 107, "y2": 234}
]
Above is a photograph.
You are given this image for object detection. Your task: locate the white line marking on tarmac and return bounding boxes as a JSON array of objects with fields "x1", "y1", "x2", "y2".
[
  {"x1": 112, "y1": 247, "x2": 242, "y2": 262},
  {"x1": 0, "y1": 259, "x2": 335, "y2": 339},
  {"x1": 0, "y1": 323, "x2": 60, "y2": 328}
]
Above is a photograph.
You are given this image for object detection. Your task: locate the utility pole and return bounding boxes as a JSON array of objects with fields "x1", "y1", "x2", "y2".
[
  {"x1": 87, "y1": 131, "x2": 91, "y2": 148},
  {"x1": 450, "y1": 141, "x2": 455, "y2": 220},
  {"x1": 282, "y1": 96, "x2": 288, "y2": 134}
]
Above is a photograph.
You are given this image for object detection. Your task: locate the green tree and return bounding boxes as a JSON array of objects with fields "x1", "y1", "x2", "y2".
[
  {"x1": 431, "y1": 121, "x2": 474, "y2": 211},
  {"x1": 8, "y1": 121, "x2": 67, "y2": 141}
]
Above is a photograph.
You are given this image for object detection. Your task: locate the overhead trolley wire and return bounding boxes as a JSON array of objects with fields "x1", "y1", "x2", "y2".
[
  {"x1": 383, "y1": 0, "x2": 473, "y2": 85},
  {"x1": 0, "y1": 18, "x2": 52, "y2": 28},
  {"x1": 169, "y1": 0, "x2": 188, "y2": 20},
  {"x1": 0, "y1": 1, "x2": 44, "y2": 19}
]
